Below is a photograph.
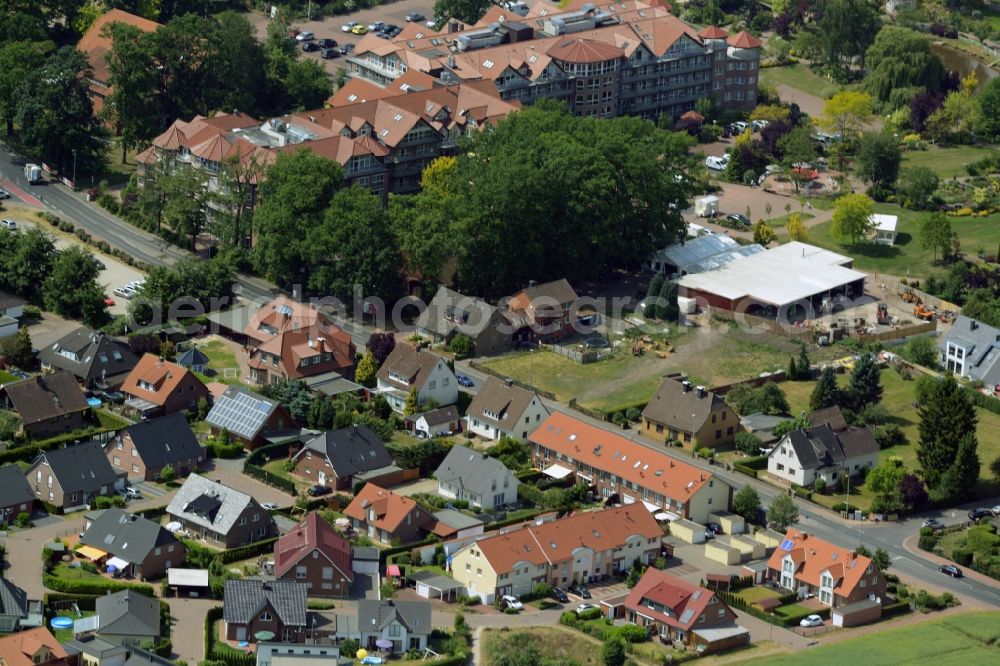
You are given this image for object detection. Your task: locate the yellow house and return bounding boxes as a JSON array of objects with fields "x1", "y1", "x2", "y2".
[{"x1": 641, "y1": 378, "x2": 740, "y2": 449}]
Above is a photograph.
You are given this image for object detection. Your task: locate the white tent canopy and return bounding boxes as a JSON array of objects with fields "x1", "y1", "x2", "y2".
[
  {"x1": 107, "y1": 556, "x2": 129, "y2": 570},
  {"x1": 542, "y1": 463, "x2": 573, "y2": 480}
]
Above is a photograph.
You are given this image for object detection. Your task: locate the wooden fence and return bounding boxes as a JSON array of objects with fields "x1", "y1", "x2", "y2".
[
  {"x1": 850, "y1": 320, "x2": 937, "y2": 344},
  {"x1": 546, "y1": 342, "x2": 604, "y2": 364},
  {"x1": 467, "y1": 360, "x2": 557, "y2": 400},
  {"x1": 869, "y1": 272, "x2": 960, "y2": 312}
]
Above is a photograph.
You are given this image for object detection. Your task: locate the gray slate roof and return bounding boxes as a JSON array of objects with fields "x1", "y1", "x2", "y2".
[
  {"x1": 1, "y1": 371, "x2": 89, "y2": 425},
  {"x1": 939, "y1": 315, "x2": 1000, "y2": 384},
  {"x1": 167, "y1": 473, "x2": 264, "y2": 535},
  {"x1": 780, "y1": 424, "x2": 878, "y2": 471},
  {"x1": 298, "y1": 425, "x2": 393, "y2": 477},
  {"x1": 0, "y1": 291, "x2": 26, "y2": 312},
  {"x1": 95, "y1": 590, "x2": 160, "y2": 638},
  {"x1": 206, "y1": 385, "x2": 282, "y2": 441},
  {"x1": 37, "y1": 441, "x2": 120, "y2": 494},
  {"x1": 80, "y1": 509, "x2": 179, "y2": 565},
  {"x1": 223, "y1": 580, "x2": 307, "y2": 627},
  {"x1": 419, "y1": 285, "x2": 499, "y2": 339},
  {"x1": 117, "y1": 413, "x2": 203, "y2": 470},
  {"x1": 434, "y1": 444, "x2": 516, "y2": 497},
  {"x1": 124, "y1": 649, "x2": 177, "y2": 666},
  {"x1": 807, "y1": 406, "x2": 849, "y2": 432},
  {"x1": 465, "y1": 376, "x2": 543, "y2": 430},
  {"x1": 406, "y1": 405, "x2": 460, "y2": 428},
  {"x1": 37, "y1": 328, "x2": 138, "y2": 385},
  {"x1": 0, "y1": 578, "x2": 27, "y2": 619},
  {"x1": 357, "y1": 599, "x2": 431, "y2": 635},
  {"x1": 641, "y1": 377, "x2": 729, "y2": 432},
  {"x1": 0, "y1": 463, "x2": 36, "y2": 509},
  {"x1": 176, "y1": 348, "x2": 209, "y2": 369},
  {"x1": 64, "y1": 636, "x2": 128, "y2": 659}
]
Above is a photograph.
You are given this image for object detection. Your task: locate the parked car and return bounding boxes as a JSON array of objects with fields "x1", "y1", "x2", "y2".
[
  {"x1": 705, "y1": 155, "x2": 729, "y2": 171},
  {"x1": 406, "y1": 12, "x2": 426, "y2": 22},
  {"x1": 500, "y1": 595, "x2": 524, "y2": 611},
  {"x1": 295, "y1": 31, "x2": 315, "y2": 42},
  {"x1": 751, "y1": 119, "x2": 769, "y2": 131},
  {"x1": 550, "y1": 587, "x2": 569, "y2": 603},
  {"x1": 426, "y1": 18, "x2": 440, "y2": 28},
  {"x1": 939, "y1": 564, "x2": 963, "y2": 578},
  {"x1": 726, "y1": 213, "x2": 750, "y2": 229},
  {"x1": 318, "y1": 38, "x2": 337, "y2": 48},
  {"x1": 968, "y1": 508, "x2": 994, "y2": 522},
  {"x1": 351, "y1": 24, "x2": 369, "y2": 35},
  {"x1": 261, "y1": 502, "x2": 279, "y2": 511},
  {"x1": 799, "y1": 614, "x2": 823, "y2": 627},
  {"x1": 321, "y1": 49, "x2": 340, "y2": 59},
  {"x1": 456, "y1": 373, "x2": 475, "y2": 387},
  {"x1": 121, "y1": 487, "x2": 141, "y2": 499},
  {"x1": 0, "y1": 219, "x2": 16, "y2": 230},
  {"x1": 576, "y1": 603, "x2": 597, "y2": 613},
  {"x1": 921, "y1": 518, "x2": 944, "y2": 530},
  {"x1": 0, "y1": 188, "x2": 11, "y2": 199},
  {"x1": 341, "y1": 21, "x2": 360, "y2": 32},
  {"x1": 113, "y1": 287, "x2": 133, "y2": 299},
  {"x1": 368, "y1": 21, "x2": 386, "y2": 32},
  {"x1": 339, "y1": 44, "x2": 355, "y2": 55},
  {"x1": 308, "y1": 484, "x2": 332, "y2": 497},
  {"x1": 302, "y1": 42, "x2": 319, "y2": 52},
  {"x1": 706, "y1": 522, "x2": 723, "y2": 535},
  {"x1": 569, "y1": 584, "x2": 592, "y2": 599}
]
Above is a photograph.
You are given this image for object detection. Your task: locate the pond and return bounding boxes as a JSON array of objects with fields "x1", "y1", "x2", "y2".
[{"x1": 931, "y1": 42, "x2": 998, "y2": 93}]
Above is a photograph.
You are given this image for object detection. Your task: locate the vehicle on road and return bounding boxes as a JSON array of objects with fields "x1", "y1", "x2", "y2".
[
  {"x1": 0, "y1": 219, "x2": 16, "y2": 230},
  {"x1": 308, "y1": 484, "x2": 332, "y2": 497},
  {"x1": 406, "y1": 12, "x2": 426, "y2": 22},
  {"x1": 318, "y1": 38, "x2": 337, "y2": 48},
  {"x1": 456, "y1": 373, "x2": 474, "y2": 387},
  {"x1": 569, "y1": 584, "x2": 592, "y2": 599},
  {"x1": 500, "y1": 595, "x2": 524, "y2": 611},
  {"x1": 0, "y1": 188, "x2": 10, "y2": 199},
  {"x1": 302, "y1": 42, "x2": 320, "y2": 52},
  {"x1": 295, "y1": 31, "x2": 315, "y2": 41},
  {"x1": 939, "y1": 564, "x2": 963, "y2": 578},
  {"x1": 321, "y1": 49, "x2": 340, "y2": 59},
  {"x1": 921, "y1": 518, "x2": 944, "y2": 530},
  {"x1": 576, "y1": 603, "x2": 597, "y2": 613},
  {"x1": 550, "y1": 587, "x2": 569, "y2": 603},
  {"x1": 261, "y1": 503, "x2": 279, "y2": 511},
  {"x1": 969, "y1": 508, "x2": 994, "y2": 522},
  {"x1": 341, "y1": 21, "x2": 360, "y2": 32},
  {"x1": 24, "y1": 163, "x2": 42, "y2": 183},
  {"x1": 799, "y1": 614, "x2": 823, "y2": 627}
]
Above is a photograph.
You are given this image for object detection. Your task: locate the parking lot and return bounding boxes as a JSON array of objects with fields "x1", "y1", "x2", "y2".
[{"x1": 247, "y1": 1, "x2": 436, "y2": 76}]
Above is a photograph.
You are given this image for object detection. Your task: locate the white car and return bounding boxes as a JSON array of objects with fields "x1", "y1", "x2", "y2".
[
  {"x1": 295, "y1": 31, "x2": 315, "y2": 41},
  {"x1": 576, "y1": 603, "x2": 597, "y2": 613},
  {"x1": 113, "y1": 287, "x2": 133, "y2": 299},
  {"x1": 500, "y1": 595, "x2": 524, "y2": 611},
  {"x1": 799, "y1": 614, "x2": 824, "y2": 627},
  {"x1": 705, "y1": 155, "x2": 729, "y2": 171},
  {"x1": 262, "y1": 503, "x2": 279, "y2": 511},
  {"x1": 0, "y1": 219, "x2": 16, "y2": 230},
  {"x1": 425, "y1": 19, "x2": 439, "y2": 28},
  {"x1": 120, "y1": 487, "x2": 141, "y2": 499},
  {"x1": 128, "y1": 280, "x2": 145, "y2": 290},
  {"x1": 341, "y1": 21, "x2": 359, "y2": 32},
  {"x1": 0, "y1": 188, "x2": 11, "y2": 199}
]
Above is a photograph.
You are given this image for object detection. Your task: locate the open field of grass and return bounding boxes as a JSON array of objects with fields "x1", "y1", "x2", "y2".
[
  {"x1": 806, "y1": 204, "x2": 1000, "y2": 279},
  {"x1": 767, "y1": 212, "x2": 814, "y2": 228},
  {"x1": 735, "y1": 586, "x2": 785, "y2": 604},
  {"x1": 781, "y1": 368, "x2": 1000, "y2": 503},
  {"x1": 195, "y1": 339, "x2": 242, "y2": 381},
  {"x1": 483, "y1": 627, "x2": 603, "y2": 666},
  {"x1": 480, "y1": 329, "x2": 824, "y2": 413},
  {"x1": 745, "y1": 611, "x2": 1000, "y2": 666},
  {"x1": 900, "y1": 145, "x2": 996, "y2": 179},
  {"x1": 758, "y1": 63, "x2": 854, "y2": 99}
]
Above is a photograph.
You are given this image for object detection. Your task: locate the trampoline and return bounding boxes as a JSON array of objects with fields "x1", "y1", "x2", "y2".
[{"x1": 50, "y1": 617, "x2": 73, "y2": 629}]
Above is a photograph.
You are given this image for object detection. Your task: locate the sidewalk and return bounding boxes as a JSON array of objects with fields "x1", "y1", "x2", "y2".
[{"x1": 901, "y1": 533, "x2": 1000, "y2": 595}]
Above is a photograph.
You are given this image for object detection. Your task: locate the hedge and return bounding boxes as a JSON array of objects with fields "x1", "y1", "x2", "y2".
[
  {"x1": 204, "y1": 606, "x2": 255, "y2": 666},
  {"x1": 243, "y1": 462, "x2": 296, "y2": 495},
  {"x1": 791, "y1": 485, "x2": 813, "y2": 501},
  {"x1": 43, "y1": 592, "x2": 98, "y2": 611},
  {"x1": 245, "y1": 441, "x2": 294, "y2": 467},
  {"x1": 184, "y1": 537, "x2": 280, "y2": 565},
  {"x1": 43, "y1": 573, "x2": 155, "y2": 597},
  {"x1": 883, "y1": 600, "x2": 912, "y2": 619},
  {"x1": 734, "y1": 454, "x2": 769, "y2": 477},
  {"x1": 714, "y1": 589, "x2": 828, "y2": 627}
]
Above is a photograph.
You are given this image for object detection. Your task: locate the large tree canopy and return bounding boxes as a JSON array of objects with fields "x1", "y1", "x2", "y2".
[{"x1": 863, "y1": 27, "x2": 947, "y2": 109}]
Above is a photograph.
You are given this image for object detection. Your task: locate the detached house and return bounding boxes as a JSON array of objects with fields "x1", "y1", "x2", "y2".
[
  {"x1": 120, "y1": 354, "x2": 209, "y2": 418},
  {"x1": 356, "y1": 599, "x2": 431, "y2": 654},
  {"x1": 641, "y1": 378, "x2": 739, "y2": 449},
  {"x1": 623, "y1": 568, "x2": 748, "y2": 654},
  {"x1": 206, "y1": 385, "x2": 296, "y2": 450},
  {"x1": 344, "y1": 484, "x2": 433, "y2": 545},
  {"x1": 450, "y1": 504, "x2": 663, "y2": 604},
  {"x1": 375, "y1": 344, "x2": 457, "y2": 413},
  {"x1": 166, "y1": 474, "x2": 277, "y2": 548},
  {"x1": 93, "y1": 590, "x2": 161, "y2": 646},
  {"x1": 433, "y1": 444, "x2": 519, "y2": 511},
  {"x1": 105, "y1": 413, "x2": 204, "y2": 481},
  {"x1": 0, "y1": 578, "x2": 30, "y2": 633},
  {"x1": 0, "y1": 627, "x2": 72, "y2": 666},
  {"x1": 767, "y1": 530, "x2": 886, "y2": 611},
  {"x1": 273, "y1": 512, "x2": 353, "y2": 598},
  {"x1": 0, "y1": 464, "x2": 37, "y2": 522},
  {"x1": 26, "y1": 441, "x2": 122, "y2": 512},
  {"x1": 291, "y1": 425, "x2": 401, "y2": 491},
  {"x1": 223, "y1": 580, "x2": 308, "y2": 643},
  {"x1": 243, "y1": 297, "x2": 356, "y2": 386},
  {"x1": 465, "y1": 376, "x2": 549, "y2": 442},
  {"x1": 0, "y1": 372, "x2": 90, "y2": 440},
  {"x1": 37, "y1": 328, "x2": 139, "y2": 390},
  {"x1": 502, "y1": 279, "x2": 579, "y2": 343},
  {"x1": 417, "y1": 286, "x2": 512, "y2": 356},
  {"x1": 766, "y1": 424, "x2": 878, "y2": 488},
  {"x1": 938, "y1": 315, "x2": 1000, "y2": 382},
  {"x1": 80, "y1": 509, "x2": 186, "y2": 579}
]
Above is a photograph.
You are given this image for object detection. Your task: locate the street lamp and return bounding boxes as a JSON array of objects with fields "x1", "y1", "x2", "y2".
[{"x1": 72, "y1": 149, "x2": 77, "y2": 188}]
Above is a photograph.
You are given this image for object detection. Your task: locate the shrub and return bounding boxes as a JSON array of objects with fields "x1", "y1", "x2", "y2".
[
  {"x1": 559, "y1": 611, "x2": 579, "y2": 627},
  {"x1": 577, "y1": 607, "x2": 603, "y2": 621},
  {"x1": 608, "y1": 624, "x2": 650, "y2": 643},
  {"x1": 952, "y1": 548, "x2": 973, "y2": 566},
  {"x1": 919, "y1": 534, "x2": 939, "y2": 552},
  {"x1": 874, "y1": 423, "x2": 906, "y2": 449},
  {"x1": 43, "y1": 573, "x2": 155, "y2": 597},
  {"x1": 735, "y1": 432, "x2": 763, "y2": 455}
]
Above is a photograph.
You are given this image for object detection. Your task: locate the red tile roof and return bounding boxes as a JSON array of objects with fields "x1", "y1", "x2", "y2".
[
  {"x1": 121, "y1": 354, "x2": 206, "y2": 407},
  {"x1": 469, "y1": 504, "x2": 662, "y2": 574},
  {"x1": 344, "y1": 484, "x2": 433, "y2": 534},
  {"x1": 697, "y1": 25, "x2": 728, "y2": 39},
  {"x1": 624, "y1": 568, "x2": 720, "y2": 631},
  {"x1": 766, "y1": 530, "x2": 874, "y2": 597},
  {"x1": 547, "y1": 38, "x2": 625, "y2": 64},
  {"x1": 273, "y1": 511, "x2": 353, "y2": 581},
  {"x1": 727, "y1": 31, "x2": 762, "y2": 49},
  {"x1": 78, "y1": 9, "x2": 160, "y2": 84},
  {"x1": 0, "y1": 627, "x2": 70, "y2": 666}
]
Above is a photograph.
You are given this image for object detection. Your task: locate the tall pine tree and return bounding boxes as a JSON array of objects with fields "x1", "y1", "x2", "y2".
[
  {"x1": 917, "y1": 374, "x2": 977, "y2": 489},
  {"x1": 938, "y1": 432, "x2": 980, "y2": 502},
  {"x1": 646, "y1": 271, "x2": 664, "y2": 319},
  {"x1": 661, "y1": 280, "x2": 679, "y2": 322},
  {"x1": 797, "y1": 344, "x2": 811, "y2": 380},
  {"x1": 848, "y1": 354, "x2": 882, "y2": 410},
  {"x1": 810, "y1": 367, "x2": 843, "y2": 411}
]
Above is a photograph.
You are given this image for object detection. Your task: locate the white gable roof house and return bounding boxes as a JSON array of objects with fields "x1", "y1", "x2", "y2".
[
  {"x1": 433, "y1": 444, "x2": 519, "y2": 511},
  {"x1": 767, "y1": 424, "x2": 879, "y2": 488},
  {"x1": 375, "y1": 343, "x2": 457, "y2": 413},
  {"x1": 464, "y1": 376, "x2": 549, "y2": 442}
]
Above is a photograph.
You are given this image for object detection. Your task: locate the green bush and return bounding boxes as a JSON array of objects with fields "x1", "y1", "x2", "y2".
[
  {"x1": 965, "y1": 525, "x2": 1000, "y2": 555},
  {"x1": 559, "y1": 611, "x2": 579, "y2": 627},
  {"x1": 792, "y1": 485, "x2": 813, "y2": 500},
  {"x1": 43, "y1": 573, "x2": 155, "y2": 597},
  {"x1": 919, "y1": 534, "x2": 939, "y2": 552},
  {"x1": 577, "y1": 607, "x2": 602, "y2": 621},
  {"x1": 952, "y1": 548, "x2": 974, "y2": 566},
  {"x1": 608, "y1": 623, "x2": 649, "y2": 643}
]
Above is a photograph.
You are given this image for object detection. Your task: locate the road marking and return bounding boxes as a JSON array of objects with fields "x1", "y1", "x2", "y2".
[{"x1": 0, "y1": 178, "x2": 43, "y2": 207}]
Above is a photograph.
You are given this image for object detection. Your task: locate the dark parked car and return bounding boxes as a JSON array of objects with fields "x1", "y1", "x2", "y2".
[
  {"x1": 550, "y1": 587, "x2": 569, "y2": 603},
  {"x1": 706, "y1": 522, "x2": 723, "y2": 535},
  {"x1": 569, "y1": 584, "x2": 592, "y2": 599},
  {"x1": 318, "y1": 38, "x2": 337, "y2": 48},
  {"x1": 406, "y1": 12, "x2": 426, "y2": 22},
  {"x1": 968, "y1": 508, "x2": 994, "y2": 522},
  {"x1": 321, "y1": 49, "x2": 340, "y2": 59},
  {"x1": 339, "y1": 44, "x2": 355, "y2": 55},
  {"x1": 302, "y1": 42, "x2": 320, "y2": 52},
  {"x1": 939, "y1": 564, "x2": 963, "y2": 578},
  {"x1": 726, "y1": 213, "x2": 751, "y2": 228},
  {"x1": 308, "y1": 484, "x2": 332, "y2": 497}
]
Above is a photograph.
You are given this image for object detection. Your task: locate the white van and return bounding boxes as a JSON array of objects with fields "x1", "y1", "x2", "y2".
[{"x1": 704, "y1": 155, "x2": 729, "y2": 171}]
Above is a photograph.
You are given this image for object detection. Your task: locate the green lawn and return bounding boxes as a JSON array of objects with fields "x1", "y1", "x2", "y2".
[
  {"x1": 262, "y1": 459, "x2": 304, "y2": 487},
  {"x1": 95, "y1": 408, "x2": 129, "y2": 430},
  {"x1": 744, "y1": 611, "x2": 1000, "y2": 666},
  {"x1": 0, "y1": 371, "x2": 17, "y2": 384},
  {"x1": 767, "y1": 212, "x2": 814, "y2": 228},
  {"x1": 735, "y1": 586, "x2": 784, "y2": 604},
  {"x1": 901, "y1": 145, "x2": 997, "y2": 179},
  {"x1": 759, "y1": 63, "x2": 854, "y2": 99},
  {"x1": 51, "y1": 611, "x2": 95, "y2": 642},
  {"x1": 52, "y1": 561, "x2": 102, "y2": 581},
  {"x1": 196, "y1": 339, "x2": 241, "y2": 381},
  {"x1": 806, "y1": 204, "x2": 1000, "y2": 280},
  {"x1": 782, "y1": 368, "x2": 1000, "y2": 501}
]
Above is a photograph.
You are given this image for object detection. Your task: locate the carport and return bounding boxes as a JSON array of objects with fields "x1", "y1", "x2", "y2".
[
  {"x1": 168, "y1": 568, "x2": 209, "y2": 598},
  {"x1": 409, "y1": 570, "x2": 465, "y2": 602}
]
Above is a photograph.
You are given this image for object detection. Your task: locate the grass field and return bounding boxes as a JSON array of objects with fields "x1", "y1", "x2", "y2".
[
  {"x1": 806, "y1": 204, "x2": 1000, "y2": 279},
  {"x1": 0, "y1": 371, "x2": 18, "y2": 384},
  {"x1": 745, "y1": 611, "x2": 1000, "y2": 666},
  {"x1": 767, "y1": 212, "x2": 814, "y2": 228},
  {"x1": 196, "y1": 339, "x2": 242, "y2": 381},
  {"x1": 483, "y1": 627, "x2": 603, "y2": 666},
  {"x1": 759, "y1": 63, "x2": 854, "y2": 99},
  {"x1": 901, "y1": 145, "x2": 997, "y2": 178},
  {"x1": 781, "y1": 368, "x2": 1000, "y2": 503}
]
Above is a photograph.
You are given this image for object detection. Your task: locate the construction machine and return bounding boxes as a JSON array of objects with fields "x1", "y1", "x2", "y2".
[
  {"x1": 914, "y1": 305, "x2": 935, "y2": 321},
  {"x1": 876, "y1": 303, "x2": 891, "y2": 325}
]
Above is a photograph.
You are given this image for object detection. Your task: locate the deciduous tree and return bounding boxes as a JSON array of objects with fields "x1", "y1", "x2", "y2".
[
  {"x1": 787, "y1": 213, "x2": 808, "y2": 242},
  {"x1": 897, "y1": 166, "x2": 939, "y2": 210},
  {"x1": 732, "y1": 485, "x2": 762, "y2": 522},
  {"x1": 354, "y1": 351, "x2": 378, "y2": 388},
  {"x1": 819, "y1": 91, "x2": 874, "y2": 145},
  {"x1": 42, "y1": 246, "x2": 107, "y2": 327},
  {"x1": 863, "y1": 27, "x2": 947, "y2": 109},
  {"x1": 831, "y1": 193, "x2": 875, "y2": 245},
  {"x1": 919, "y1": 213, "x2": 956, "y2": 262},
  {"x1": 855, "y1": 131, "x2": 902, "y2": 193},
  {"x1": 778, "y1": 126, "x2": 818, "y2": 193},
  {"x1": 0, "y1": 40, "x2": 48, "y2": 136},
  {"x1": 367, "y1": 332, "x2": 397, "y2": 366},
  {"x1": 768, "y1": 494, "x2": 799, "y2": 532}
]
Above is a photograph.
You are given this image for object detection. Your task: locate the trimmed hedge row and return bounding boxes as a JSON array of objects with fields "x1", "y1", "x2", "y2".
[
  {"x1": 43, "y1": 592, "x2": 99, "y2": 611},
  {"x1": 203, "y1": 606, "x2": 254, "y2": 666},
  {"x1": 43, "y1": 573, "x2": 155, "y2": 597},
  {"x1": 243, "y1": 462, "x2": 296, "y2": 495},
  {"x1": 245, "y1": 441, "x2": 294, "y2": 466}
]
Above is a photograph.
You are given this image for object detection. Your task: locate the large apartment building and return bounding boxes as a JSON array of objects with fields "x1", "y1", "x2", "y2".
[{"x1": 346, "y1": 1, "x2": 760, "y2": 121}]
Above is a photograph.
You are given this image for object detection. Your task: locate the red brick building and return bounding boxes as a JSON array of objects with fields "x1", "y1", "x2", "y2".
[{"x1": 273, "y1": 512, "x2": 353, "y2": 598}]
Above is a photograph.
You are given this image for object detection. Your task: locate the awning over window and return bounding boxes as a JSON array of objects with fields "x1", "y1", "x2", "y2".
[
  {"x1": 642, "y1": 500, "x2": 660, "y2": 513},
  {"x1": 542, "y1": 463, "x2": 573, "y2": 480},
  {"x1": 76, "y1": 545, "x2": 107, "y2": 561}
]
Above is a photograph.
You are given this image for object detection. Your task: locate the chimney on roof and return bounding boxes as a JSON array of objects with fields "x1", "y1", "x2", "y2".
[
  {"x1": 157, "y1": 357, "x2": 164, "y2": 367},
  {"x1": 971, "y1": 319, "x2": 978, "y2": 331},
  {"x1": 681, "y1": 380, "x2": 692, "y2": 393},
  {"x1": 695, "y1": 386, "x2": 706, "y2": 399}
]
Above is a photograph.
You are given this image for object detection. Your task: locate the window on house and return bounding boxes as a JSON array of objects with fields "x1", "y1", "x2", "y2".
[
  {"x1": 296, "y1": 566, "x2": 307, "y2": 579},
  {"x1": 259, "y1": 612, "x2": 272, "y2": 621}
]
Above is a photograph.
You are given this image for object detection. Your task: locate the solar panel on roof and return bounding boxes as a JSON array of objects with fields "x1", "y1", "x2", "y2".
[
  {"x1": 780, "y1": 539, "x2": 795, "y2": 551},
  {"x1": 277, "y1": 304, "x2": 294, "y2": 316}
]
